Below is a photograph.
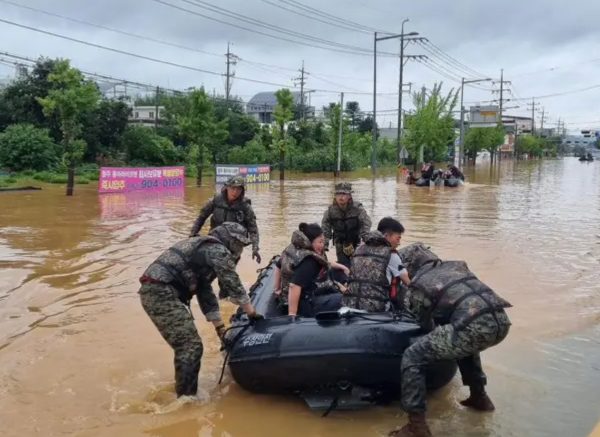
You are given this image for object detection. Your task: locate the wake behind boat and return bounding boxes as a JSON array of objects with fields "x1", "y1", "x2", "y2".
[{"x1": 222, "y1": 256, "x2": 458, "y2": 412}]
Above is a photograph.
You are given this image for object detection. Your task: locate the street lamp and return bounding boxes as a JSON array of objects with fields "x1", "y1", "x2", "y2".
[
  {"x1": 372, "y1": 29, "x2": 419, "y2": 176},
  {"x1": 458, "y1": 77, "x2": 492, "y2": 166}
]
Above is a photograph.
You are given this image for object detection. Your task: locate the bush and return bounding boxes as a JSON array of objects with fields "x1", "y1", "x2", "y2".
[
  {"x1": 122, "y1": 125, "x2": 184, "y2": 166},
  {"x1": 0, "y1": 123, "x2": 60, "y2": 172}
]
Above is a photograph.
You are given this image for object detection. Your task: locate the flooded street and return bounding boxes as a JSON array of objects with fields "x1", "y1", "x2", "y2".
[{"x1": 0, "y1": 157, "x2": 599, "y2": 437}]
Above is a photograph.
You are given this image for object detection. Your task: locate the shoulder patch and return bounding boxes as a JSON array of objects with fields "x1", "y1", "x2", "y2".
[{"x1": 226, "y1": 258, "x2": 237, "y2": 269}]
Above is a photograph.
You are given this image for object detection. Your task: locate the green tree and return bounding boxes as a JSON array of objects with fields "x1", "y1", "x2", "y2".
[
  {"x1": 345, "y1": 101, "x2": 363, "y2": 131},
  {"x1": 464, "y1": 124, "x2": 506, "y2": 162},
  {"x1": 0, "y1": 57, "x2": 62, "y2": 142},
  {"x1": 37, "y1": 59, "x2": 100, "y2": 195},
  {"x1": 81, "y1": 97, "x2": 132, "y2": 162},
  {"x1": 0, "y1": 123, "x2": 60, "y2": 171},
  {"x1": 174, "y1": 87, "x2": 228, "y2": 185},
  {"x1": 403, "y1": 82, "x2": 458, "y2": 164},
  {"x1": 273, "y1": 88, "x2": 294, "y2": 180},
  {"x1": 122, "y1": 125, "x2": 182, "y2": 165}
]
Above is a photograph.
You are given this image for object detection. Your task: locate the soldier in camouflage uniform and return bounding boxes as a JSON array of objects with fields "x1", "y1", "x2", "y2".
[
  {"x1": 321, "y1": 182, "x2": 372, "y2": 267},
  {"x1": 277, "y1": 223, "x2": 347, "y2": 316},
  {"x1": 388, "y1": 242, "x2": 512, "y2": 437},
  {"x1": 341, "y1": 217, "x2": 411, "y2": 312},
  {"x1": 189, "y1": 175, "x2": 261, "y2": 264},
  {"x1": 139, "y1": 222, "x2": 263, "y2": 398}
]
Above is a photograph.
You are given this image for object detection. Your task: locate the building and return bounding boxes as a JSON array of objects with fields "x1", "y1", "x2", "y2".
[
  {"x1": 502, "y1": 115, "x2": 533, "y2": 133},
  {"x1": 128, "y1": 105, "x2": 164, "y2": 127},
  {"x1": 246, "y1": 91, "x2": 314, "y2": 124}
]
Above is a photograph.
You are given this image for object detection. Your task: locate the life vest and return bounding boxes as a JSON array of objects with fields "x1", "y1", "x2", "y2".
[
  {"x1": 140, "y1": 236, "x2": 223, "y2": 303},
  {"x1": 409, "y1": 260, "x2": 512, "y2": 331},
  {"x1": 209, "y1": 192, "x2": 252, "y2": 230},
  {"x1": 327, "y1": 201, "x2": 364, "y2": 245},
  {"x1": 342, "y1": 231, "x2": 394, "y2": 312},
  {"x1": 278, "y1": 231, "x2": 329, "y2": 306}
]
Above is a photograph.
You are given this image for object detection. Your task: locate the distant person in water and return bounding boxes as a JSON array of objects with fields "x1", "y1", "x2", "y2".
[
  {"x1": 189, "y1": 175, "x2": 261, "y2": 264},
  {"x1": 446, "y1": 164, "x2": 465, "y2": 181}
]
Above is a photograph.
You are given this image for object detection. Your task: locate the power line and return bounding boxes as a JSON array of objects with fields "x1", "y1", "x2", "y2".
[
  {"x1": 467, "y1": 82, "x2": 600, "y2": 104},
  {"x1": 150, "y1": 0, "x2": 390, "y2": 57},
  {"x1": 0, "y1": 0, "x2": 379, "y2": 83},
  {"x1": 257, "y1": 0, "x2": 367, "y2": 34}
]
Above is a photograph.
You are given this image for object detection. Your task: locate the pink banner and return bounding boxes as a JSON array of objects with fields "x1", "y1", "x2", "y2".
[{"x1": 98, "y1": 166, "x2": 185, "y2": 194}]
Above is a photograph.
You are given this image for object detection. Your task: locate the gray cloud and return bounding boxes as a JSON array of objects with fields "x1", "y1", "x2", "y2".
[{"x1": 0, "y1": 0, "x2": 599, "y2": 131}]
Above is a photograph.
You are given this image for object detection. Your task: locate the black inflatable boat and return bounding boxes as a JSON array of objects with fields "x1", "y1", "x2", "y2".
[{"x1": 223, "y1": 256, "x2": 458, "y2": 411}]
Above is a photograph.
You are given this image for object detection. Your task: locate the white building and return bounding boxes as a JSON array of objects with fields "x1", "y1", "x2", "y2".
[{"x1": 128, "y1": 105, "x2": 164, "y2": 127}]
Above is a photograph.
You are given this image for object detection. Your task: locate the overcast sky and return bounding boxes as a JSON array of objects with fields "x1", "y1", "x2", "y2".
[{"x1": 0, "y1": 0, "x2": 599, "y2": 133}]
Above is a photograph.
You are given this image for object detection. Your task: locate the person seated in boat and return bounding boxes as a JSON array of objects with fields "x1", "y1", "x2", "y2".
[
  {"x1": 446, "y1": 164, "x2": 465, "y2": 181},
  {"x1": 420, "y1": 162, "x2": 435, "y2": 181},
  {"x1": 405, "y1": 171, "x2": 418, "y2": 185},
  {"x1": 340, "y1": 217, "x2": 411, "y2": 313},
  {"x1": 273, "y1": 223, "x2": 349, "y2": 317}
]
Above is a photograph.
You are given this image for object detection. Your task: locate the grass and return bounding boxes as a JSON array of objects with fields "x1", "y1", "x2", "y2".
[
  {"x1": 0, "y1": 170, "x2": 96, "y2": 188},
  {"x1": 0, "y1": 164, "x2": 205, "y2": 188}
]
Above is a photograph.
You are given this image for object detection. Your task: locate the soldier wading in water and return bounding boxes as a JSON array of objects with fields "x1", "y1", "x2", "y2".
[
  {"x1": 189, "y1": 175, "x2": 262, "y2": 264},
  {"x1": 321, "y1": 182, "x2": 372, "y2": 267},
  {"x1": 388, "y1": 243, "x2": 512, "y2": 437},
  {"x1": 139, "y1": 222, "x2": 263, "y2": 398}
]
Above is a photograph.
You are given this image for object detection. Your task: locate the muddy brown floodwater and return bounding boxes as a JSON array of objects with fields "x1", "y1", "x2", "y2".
[{"x1": 1, "y1": 158, "x2": 599, "y2": 437}]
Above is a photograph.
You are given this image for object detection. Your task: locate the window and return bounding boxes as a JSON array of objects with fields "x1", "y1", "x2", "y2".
[
  {"x1": 149, "y1": 112, "x2": 154, "y2": 119},
  {"x1": 134, "y1": 112, "x2": 139, "y2": 118}
]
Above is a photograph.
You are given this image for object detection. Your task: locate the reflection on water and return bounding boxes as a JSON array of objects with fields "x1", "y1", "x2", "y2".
[{"x1": 0, "y1": 158, "x2": 599, "y2": 437}]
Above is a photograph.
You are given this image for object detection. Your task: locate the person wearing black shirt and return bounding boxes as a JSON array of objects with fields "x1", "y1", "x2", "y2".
[{"x1": 274, "y1": 223, "x2": 349, "y2": 317}]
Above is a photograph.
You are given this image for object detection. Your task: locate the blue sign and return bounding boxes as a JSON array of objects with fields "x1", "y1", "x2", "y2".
[{"x1": 214, "y1": 164, "x2": 271, "y2": 185}]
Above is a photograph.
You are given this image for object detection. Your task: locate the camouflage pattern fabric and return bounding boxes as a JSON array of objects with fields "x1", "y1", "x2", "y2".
[
  {"x1": 279, "y1": 230, "x2": 330, "y2": 306},
  {"x1": 189, "y1": 185, "x2": 259, "y2": 252},
  {"x1": 140, "y1": 234, "x2": 250, "y2": 321},
  {"x1": 334, "y1": 181, "x2": 353, "y2": 194},
  {"x1": 401, "y1": 310, "x2": 511, "y2": 413},
  {"x1": 224, "y1": 175, "x2": 246, "y2": 187},
  {"x1": 397, "y1": 242, "x2": 512, "y2": 331},
  {"x1": 321, "y1": 198, "x2": 372, "y2": 256},
  {"x1": 395, "y1": 242, "x2": 513, "y2": 414},
  {"x1": 341, "y1": 230, "x2": 392, "y2": 312},
  {"x1": 139, "y1": 282, "x2": 204, "y2": 397}
]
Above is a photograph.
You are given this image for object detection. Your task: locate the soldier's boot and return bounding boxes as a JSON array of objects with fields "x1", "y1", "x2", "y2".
[
  {"x1": 388, "y1": 413, "x2": 433, "y2": 437},
  {"x1": 459, "y1": 385, "x2": 495, "y2": 411}
]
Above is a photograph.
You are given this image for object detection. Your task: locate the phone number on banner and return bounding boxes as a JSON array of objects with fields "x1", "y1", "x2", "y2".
[
  {"x1": 245, "y1": 173, "x2": 270, "y2": 183},
  {"x1": 133, "y1": 178, "x2": 183, "y2": 189}
]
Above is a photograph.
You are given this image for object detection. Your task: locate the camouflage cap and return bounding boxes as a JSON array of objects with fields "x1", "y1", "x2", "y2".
[
  {"x1": 335, "y1": 181, "x2": 353, "y2": 194},
  {"x1": 210, "y1": 222, "x2": 252, "y2": 246},
  {"x1": 225, "y1": 175, "x2": 246, "y2": 187}
]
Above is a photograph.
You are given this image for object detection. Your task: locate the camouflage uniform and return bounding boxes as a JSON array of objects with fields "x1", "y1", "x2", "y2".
[
  {"x1": 321, "y1": 182, "x2": 372, "y2": 267},
  {"x1": 390, "y1": 243, "x2": 512, "y2": 437},
  {"x1": 189, "y1": 175, "x2": 260, "y2": 255},
  {"x1": 278, "y1": 230, "x2": 340, "y2": 315},
  {"x1": 139, "y1": 223, "x2": 251, "y2": 397},
  {"x1": 341, "y1": 230, "x2": 394, "y2": 312}
]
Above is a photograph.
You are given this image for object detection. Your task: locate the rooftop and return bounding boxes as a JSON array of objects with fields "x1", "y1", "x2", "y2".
[{"x1": 247, "y1": 90, "x2": 302, "y2": 106}]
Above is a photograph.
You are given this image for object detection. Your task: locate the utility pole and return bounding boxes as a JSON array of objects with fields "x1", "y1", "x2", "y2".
[
  {"x1": 294, "y1": 61, "x2": 307, "y2": 120},
  {"x1": 335, "y1": 93, "x2": 344, "y2": 177},
  {"x1": 154, "y1": 85, "x2": 159, "y2": 130},
  {"x1": 417, "y1": 85, "x2": 426, "y2": 167},
  {"x1": 373, "y1": 28, "x2": 421, "y2": 176},
  {"x1": 396, "y1": 19, "x2": 427, "y2": 166},
  {"x1": 224, "y1": 42, "x2": 238, "y2": 101},
  {"x1": 540, "y1": 107, "x2": 546, "y2": 135},
  {"x1": 458, "y1": 77, "x2": 493, "y2": 166},
  {"x1": 527, "y1": 98, "x2": 539, "y2": 135}
]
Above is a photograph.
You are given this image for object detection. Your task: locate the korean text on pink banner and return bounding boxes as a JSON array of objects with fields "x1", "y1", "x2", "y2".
[{"x1": 98, "y1": 166, "x2": 185, "y2": 194}]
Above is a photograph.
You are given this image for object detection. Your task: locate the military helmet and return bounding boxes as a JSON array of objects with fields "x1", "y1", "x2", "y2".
[
  {"x1": 335, "y1": 181, "x2": 353, "y2": 195},
  {"x1": 225, "y1": 175, "x2": 246, "y2": 188},
  {"x1": 209, "y1": 222, "x2": 251, "y2": 246}
]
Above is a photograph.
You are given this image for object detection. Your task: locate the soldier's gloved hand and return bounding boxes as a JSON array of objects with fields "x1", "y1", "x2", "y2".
[
  {"x1": 252, "y1": 249, "x2": 261, "y2": 264},
  {"x1": 215, "y1": 323, "x2": 227, "y2": 340},
  {"x1": 247, "y1": 311, "x2": 264, "y2": 323}
]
